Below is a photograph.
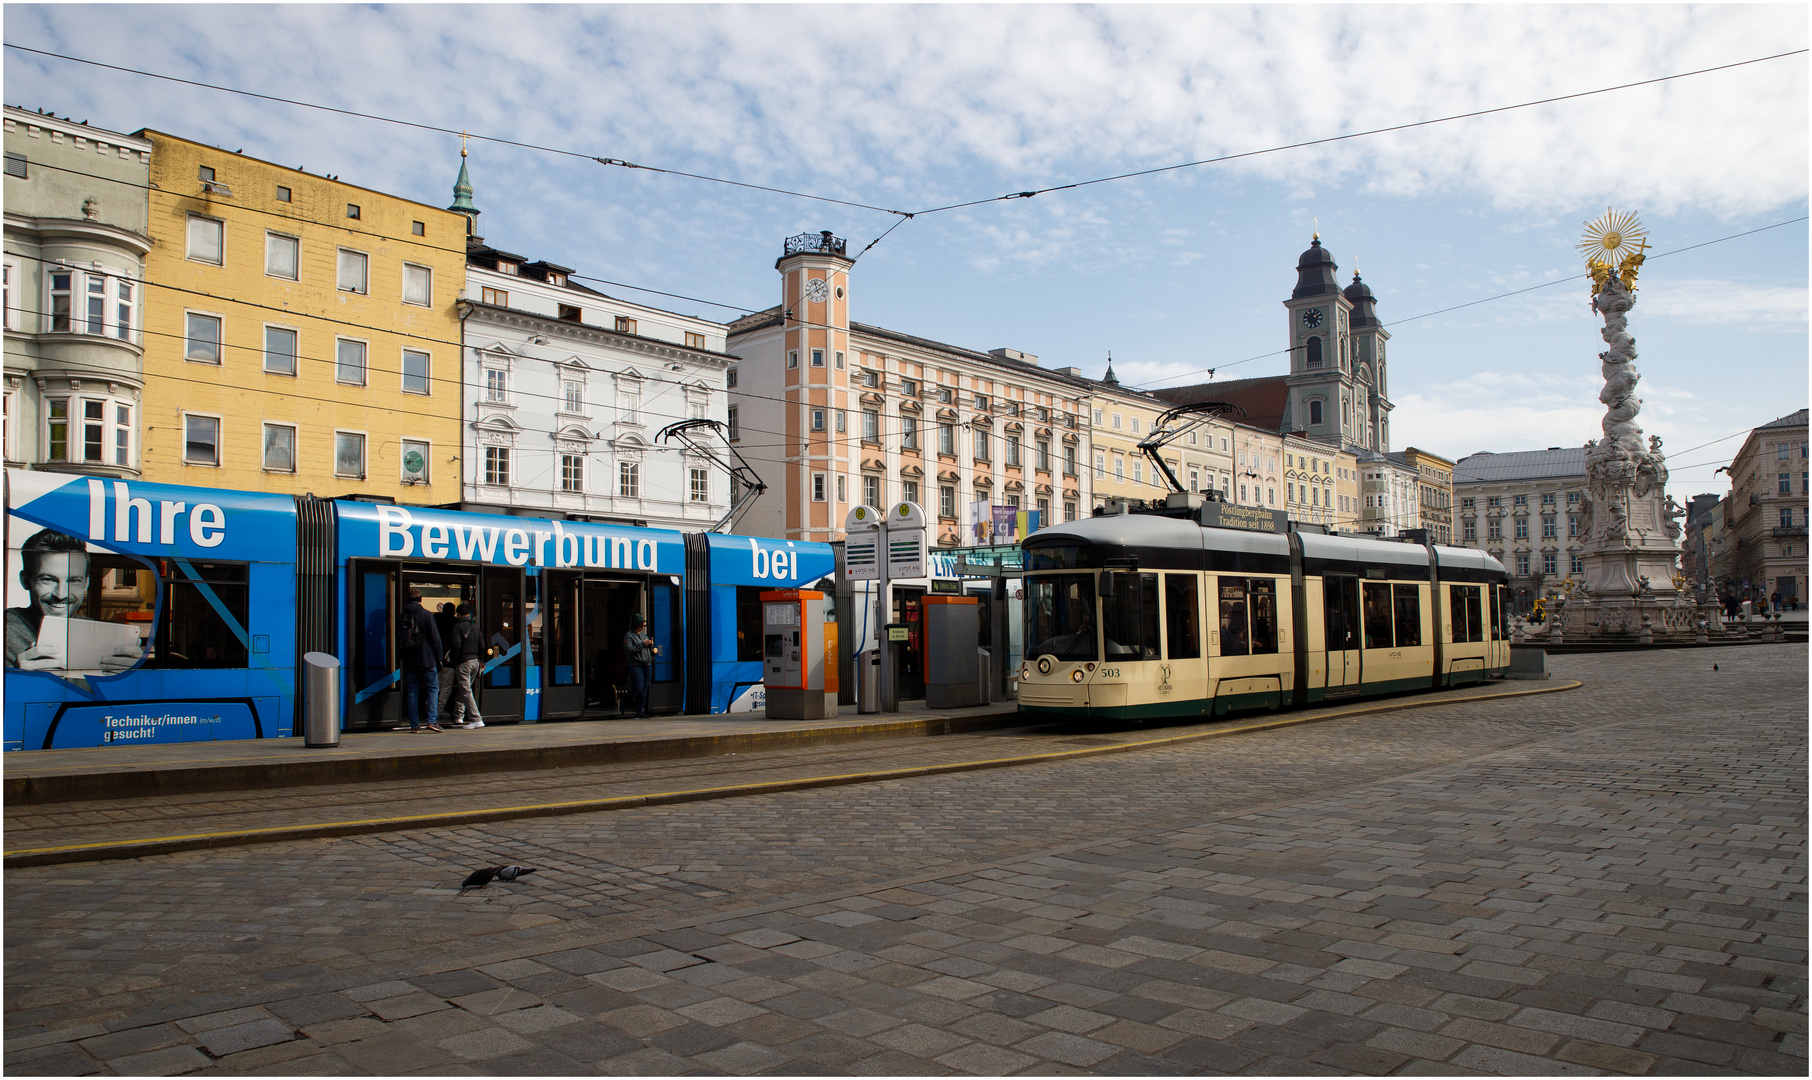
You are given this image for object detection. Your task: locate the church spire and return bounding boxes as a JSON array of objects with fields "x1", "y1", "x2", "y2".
[
  {"x1": 448, "y1": 134, "x2": 480, "y2": 238},
  {"x1": 1102, "y1": 351, "x2": 1119, "y2": 386}
]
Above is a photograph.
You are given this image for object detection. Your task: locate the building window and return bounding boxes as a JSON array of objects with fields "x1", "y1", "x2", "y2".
[
  {"x1": 812, "y1": 349, "x2": 824, "y2": 367},
  {"x1": 1516, "y1": 554, "x2": 1530, "y2": 576},
  {"x1": 939, "y1": 485, "x2": 955, "y2": 518},
  {"x1": 686, "y1": 331, "x2": 706, "y2": 349},
  {"x1": 1305, "y1": 336, "x2": 1323, "y2": 368},
  {"x1": 1568, "y1": 491, "x2": 1581, "y2": 503},
  {"x1": 938, "y1": 423, "x2": 955, "y2": 455},
  {"x1": 1063, "y1": 500, "x2": 1076, "y2": 521},
  {"x1": 1464, "y1": 522, "x2": 1477, "y2": 541},
  {"x1": 1541, "y1": 492, "x2": 1556, "y2": 504},
  {"x1": 411, "y1": 219, "x2": 424, "y2": 235},
  {"x1": 481, "y1": 287, "x2": 508, "y2": 306},
  {"x1": 836, "y1": 410, "x2": 847, "y2": 433},
  {"x1": 1460, "y1": 497, "x2": 1475, "y2": 510},
  {"x1": 265, "y1": 233, "x2": 299, "y2": 279},
  {"x1": 334, "y1": 432, "x2": 366, "y2": 478},
  {"x1": 1543, "y1": 553, "x2": 1557, "y2": 575},
  {"x1": 1487, "y1": 496, "x2": 1501, "y2": 507},
  {"x1": 727, "y1": 405, "x2": 740, "y2": 441},
  {"x1": 618, "y1": 388, "x2": 641, "y2": 425},
  {"x1": 263, "y1": 423, "x2": 296, "y2": 473},
  {"x1": 1488, "y1": 522, "x2": 1502, "y2": 541},
  {"x1": 726, "y1": 366, "x2": 739, "y2": 388},
  {"x1": 837, "y1": 475, "x2": 847, "y2": 502},
  {"x1": 335, "y1": 338, "x2": 367, "y2": 385},
  {"x1": 812, "y1": 409, "x2": 825, "y2": 432},
  {"x1": 1541, "y1": 519, "x2": 1556, "y2": 539},
  {"x1": 1513, "y1": 494, "x2": 1527, "y2": 506},
  {"x1": 1132, "y1": 459, "x2": 1143, "y2": 484},
  {"x1": 614, "y1": 316, "x2": 637, "y2": 334},
  {"x1": 263, "y1": 326, "x2": 298, "y2": 375},
  {"x1": 275, "y1": 185, "x2": 291, "y2": 202},
  {"x1": 1093, "y1": 408, "x2": 1103, "y2": 425},
  {"x1": 5, "y1": 151, "x2": 27, "y2": 178},
  {"x1": 1094, "y1": 451, "x2": 1106, "y2": 478},
  {"x1": 690, "y1": 467, "x2": 709, "y2": 502},
  {"x1": 901, "y1": 416, "x2": 918, "y2": 450},
  {"x1": 187, "y1": 215, "x2": 224, "y2": 264},
  {"x1": 185, "y1": 312, "x2": 223, "y2": 363},
  {"x1": 1006, "y1": 435, "x2": 1021, "y2": 466},
  {"x1": 2, "y1": 259, "x2": 16, "y2": 332},
  {"x1": 337, "y1": 249, "x2": 368, "y2": 293},
  {"x1": 1571, "y1": 554, "x2": 1584, "y2": 574},
  {"x1": 835, "y1": 351, "x2": 845, "y2": 369},
  {"x1": 562, "y1": 380, "x2": 584, "y2": 413},
  {"x1": 902, "y1": 378, "x2": 917, "y2": 397},
  {"x1": 619, "y1": 461, "x2": 640, "y2": 497},
  {"x1": 484, "y1": 368, "x2": 508, "y2": 403},
  {"x1": 112, "y1": 402, "x2": 132, "y2": 467},
  {"x1": 864, "y1": 474, "x2": 880, "y2": 506},
  {"x1": 183, "y1": 414, "x2": 221, "y2": 466},
  {"x1": 1568, "y1": 515, "x2": 1579, "y2": 537},
  {"x1": 1781, "y1": 473, "x2": 1792, "y2": 494},
  {"x1": 974, "y1": 430, "x2": 989, "y2": 461},
  {"x1": 484, "y1": 446, "x2": 510, "y2": 486},
  {"x1": 1309, "y1": 399, "x2": 1323, "y2": 425},
  {"x1": 1036, "y1": 440, "x2": 1050, "y2": 471},
  {"x1": 903, "y1": 480, "x2": 919, "y2": 506},
  {"x1": 402, "y1": 349, "x2": 430, "y2": 394},
  {"x1": 400, "y1": 439, "x2": 429, "y2": 483},
  {"x1": 1064, "y1": 446, "x2": 1077, "y2": 476},
  {"x1": 558, "y1": 304, "x2": 581, "y2": 322},
  {"x1": 402, "y1": 264, "x2": 432, "y2": 307},
  {"x1": 812, "y1": 473, "x2": 827, "y2": 501},
  {"x1": 1112, "y1": 413, "x2": 1123, "y2": 430},
  {"x1": 560, "y1": 454, "x2": 584, "y2": 493},
  {"x1": 863, "y1": 410, "x2": 879, "y2": 440},
  {"x1": 788, "y1": 351, "x2": 798, "y2": 369}
]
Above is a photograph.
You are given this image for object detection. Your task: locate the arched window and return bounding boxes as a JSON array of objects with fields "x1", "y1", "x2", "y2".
[
  {"x1": 1305, "y1": 336, "x2": 1323, "y2": 369},
  {"x1": 1308, "y1": 399, "x2": 1323, "y2": 426}
]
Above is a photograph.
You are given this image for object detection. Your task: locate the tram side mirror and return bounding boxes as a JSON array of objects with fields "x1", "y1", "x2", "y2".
[{"x1": 1097, "y1": 572, "x2": 1116, "y2": 600}]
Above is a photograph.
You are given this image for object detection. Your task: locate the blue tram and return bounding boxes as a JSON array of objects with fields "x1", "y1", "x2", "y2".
[{"x1": 4, "y1": 470, "x2": 833, "y2": 750}]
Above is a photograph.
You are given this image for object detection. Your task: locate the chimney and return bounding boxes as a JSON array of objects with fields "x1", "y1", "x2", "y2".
[{"x1": 989, "y1": 348, "x2": 1038, "y2": 365}]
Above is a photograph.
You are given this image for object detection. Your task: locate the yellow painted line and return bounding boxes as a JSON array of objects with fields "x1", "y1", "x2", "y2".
[{"x1": 5, "y1": 680, "x2": 1580, "y2": 862}]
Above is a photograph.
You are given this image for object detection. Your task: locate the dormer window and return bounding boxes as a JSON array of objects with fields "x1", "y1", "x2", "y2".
[
  {"x1": 199, "y1": 166, "x2": 216, "y2": 182},
  {"x1": 615, "y1": 316, "x2": 636, "y2": 334},
  {"x1": 558, "y1": 304, "x2": 581, "y2": 322},
  {"x1": 497, "y1": 260, "x2": 518, "y2": 275}
]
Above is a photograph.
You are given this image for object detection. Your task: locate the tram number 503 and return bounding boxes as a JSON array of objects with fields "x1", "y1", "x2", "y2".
[{"x1": 1100, "y1": 668, "x2": 1121, "y2": 679}]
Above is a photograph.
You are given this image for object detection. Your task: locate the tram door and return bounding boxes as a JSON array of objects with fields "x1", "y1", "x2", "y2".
[
  {"x1": 481, "y1": 567, "x2": 525, "y2": 722},
  {"x1": 539, "y1": 573, "x2": 679, "y2": 719},
  {"x1": 1323, "y1": 574, "x2": 1361, "y2": 696},
  {"x1": 349, "y1": 563, "x2": 484, "y2": 728}
]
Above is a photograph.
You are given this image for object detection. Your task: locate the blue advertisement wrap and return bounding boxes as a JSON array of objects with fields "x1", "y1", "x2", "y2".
[
  {"x1": 6, "y1": 470, "x2": 299, "y2": 751},
  {"x1": 702, "y1": 533, "x2": 836, "y2": 712},
  {"x1": 335, "y1": 501, "x2": 686, "y2": 574}
]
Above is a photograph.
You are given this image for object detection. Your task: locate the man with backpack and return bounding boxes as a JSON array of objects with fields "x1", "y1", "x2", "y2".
[
  {"x1": 445, "y1": 603, "x2": 485, "y2": 729},
  {"x1": 397, "y1": 588, "x2": 444, "y2": 733}
]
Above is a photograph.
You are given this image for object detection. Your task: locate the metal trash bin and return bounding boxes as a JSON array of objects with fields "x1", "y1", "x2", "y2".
[
  {"x1": 857, "y1": 650, "x2": 880, "y2": 714},
  {"x1": 302, "y1": 651, "x2": 341, "y2": 747}
]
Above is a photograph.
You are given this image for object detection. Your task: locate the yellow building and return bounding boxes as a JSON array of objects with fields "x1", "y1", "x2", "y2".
[
  {"x1": 138, "y1": 132, "x2": 466, "y2": 499},
  {"x1": 1087, "y1": 364, "x2": 1169, "y2": 508}
]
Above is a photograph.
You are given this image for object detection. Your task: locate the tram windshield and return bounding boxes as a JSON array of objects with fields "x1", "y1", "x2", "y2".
[{"x1": 1025, "y1": 573, "x2": 1097, "y2": 662}]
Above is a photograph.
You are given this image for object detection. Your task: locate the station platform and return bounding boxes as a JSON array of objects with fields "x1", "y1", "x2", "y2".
[{"x1": 4, "y1": 699, "x2": 1024, "y2": 805}]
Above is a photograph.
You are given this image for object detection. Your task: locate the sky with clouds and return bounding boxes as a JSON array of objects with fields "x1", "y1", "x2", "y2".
[{"x1": 5, "y1": 3, "x2": 1806, "y2": 502}]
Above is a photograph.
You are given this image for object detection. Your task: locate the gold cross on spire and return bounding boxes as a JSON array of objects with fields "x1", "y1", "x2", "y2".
[{"x1": 460, "y1": 130, "x2": 469, "y2": 158}]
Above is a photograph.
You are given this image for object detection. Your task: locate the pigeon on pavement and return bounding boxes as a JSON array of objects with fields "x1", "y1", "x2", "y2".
[{"x1": 460, "y1": 865, "x2": 538, "y2": 891}]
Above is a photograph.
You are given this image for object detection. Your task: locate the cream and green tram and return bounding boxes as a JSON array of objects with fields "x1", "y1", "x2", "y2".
[{"x1": 1016, "y1": 513, "x2": 1510, "y2": 722}]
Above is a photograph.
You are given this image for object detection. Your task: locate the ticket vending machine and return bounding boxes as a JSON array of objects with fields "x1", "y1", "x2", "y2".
[{"x1": 762, "y1": 589, "x2": 836, "y2": 720}]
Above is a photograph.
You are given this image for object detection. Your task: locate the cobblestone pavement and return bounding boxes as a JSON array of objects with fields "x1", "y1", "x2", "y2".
[{"x1": 5, "y1": 645, "x2": 1805, "y2": 1076}]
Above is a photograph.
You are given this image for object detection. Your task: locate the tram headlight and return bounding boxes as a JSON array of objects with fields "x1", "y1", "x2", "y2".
[
  {"x1": 1036, "y1": 657, "x2": 1052, "y2": 676},
  {"x1": 1071, "y1": 669, "x2": 1085, "y2": 683}
]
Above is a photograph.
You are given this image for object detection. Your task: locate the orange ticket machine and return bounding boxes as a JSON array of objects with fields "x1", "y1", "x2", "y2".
[{"x1": 761, "y1": 589, "x2": 836, "y2": 720}]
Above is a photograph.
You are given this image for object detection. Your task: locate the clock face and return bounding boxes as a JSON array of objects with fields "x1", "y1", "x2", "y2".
[
  {"x1": 403, "y1": 450, "x2": 425, "y2": 474},
  {"x1": 1301, "y1": 308, "x2": 1323, "y2": 328},
  {"x1": 804, "y1": 278, "x2": 830, "y2": 304}
]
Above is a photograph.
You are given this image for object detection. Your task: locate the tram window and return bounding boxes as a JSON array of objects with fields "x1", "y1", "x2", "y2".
[
  {"x1": 1248, "y1": 579, "x2": 1277, "y2": 655},
  {"x1": 1027, "y1": 545, "x2": 1089, "y2": 571},
  {"x1": 1026, "y1": 574, "x2": 1096, "y2": 662},
  {"x1": 1103, "y1": 573, "x2": 1158, "y2": 661},
  {"x1": 1465, "y1": 587, "x2": 1484, "y2": 643},
  {"x1": 1493, "y1": 586, "x2": 1507, "y2": 640},
  {"x1": 652, "y1": 581, "x2": 681, "y2": 683},
  {"x1": 1449, "y1": 585, "x2": 1470, "y2": 643},
  {"x1": 1392, "y1": 584, "x2": 1422, "y2": 647},
  {"x1": 154, "y1": 560, "x2": 250, "y2": 669},
  {"x1": 1362, "y1": 582, "x2": 1393, "y2": 649},
  {"x1": 736, "y1": 586, "x2": 765, "y2": 662},
  {"x1": 1165, "y1": 575, "x2": 1200, "y2": 660},
  {"x1": 1324, "y1": 577, "x2": 1359, "y2": 651},
  {"x1": 548, "y1": 576, "x2": 579, "y2": 685},
  {"x1": 1219, "y1": 580, "x2": 1249, "y2": 656}
]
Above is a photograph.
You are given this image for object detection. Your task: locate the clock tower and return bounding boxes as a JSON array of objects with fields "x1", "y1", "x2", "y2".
[
  {"x1": 1283, "y1": 236, "x2": 1362, "y2": 447},
  {"x1": 776, "y1": 230, "x2": 854, "y2": 540}
]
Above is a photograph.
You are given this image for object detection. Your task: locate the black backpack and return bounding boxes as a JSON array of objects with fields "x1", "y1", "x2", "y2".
[{"x1": 398, "y1": 606, "x2": 420, "y2": 653}]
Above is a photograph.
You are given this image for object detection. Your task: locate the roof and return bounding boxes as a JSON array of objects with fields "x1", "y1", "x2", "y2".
[
  {"x1": 1151, "y1": 376, "x2": 1291, "y2": 433},
  {"x1": 1757, "y1": 408, "x2": 1808, "y2": 431},
  {"x1": 1452, "y1": 447, "x2": 1588, "y2": 484}
]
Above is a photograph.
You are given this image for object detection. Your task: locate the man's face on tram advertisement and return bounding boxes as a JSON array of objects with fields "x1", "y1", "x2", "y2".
[{"x1": 21, "y1": 545, "x2": 90, "y2": 618}]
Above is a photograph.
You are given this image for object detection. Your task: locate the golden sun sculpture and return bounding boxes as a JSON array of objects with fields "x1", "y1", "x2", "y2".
[{"x1": 1578, "y1": 208, "x2": 1648, "y2": 266}]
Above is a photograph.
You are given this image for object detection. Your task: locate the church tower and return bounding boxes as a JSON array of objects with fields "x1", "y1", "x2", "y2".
[
  {"x1": 1283, "y1": 236, "x2": 1359, "y2": 446},
  {"x1": 1343, "y1": 271, "x2": 1392, "y2": 452},
  {"x1": 448, "y1": 142, "x2": 480, "y2": 243}
]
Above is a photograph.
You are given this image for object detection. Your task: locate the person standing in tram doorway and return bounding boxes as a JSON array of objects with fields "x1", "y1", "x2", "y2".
[
  {"x1": 446, "y1": 603, "x2": 485, "y2": 729},
  {"x1": 623, "y1": 612, "x2": 658, "y2": 718},
  {"x1": 398, "y1": 589, "x2": 444, "y2": 732}
]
